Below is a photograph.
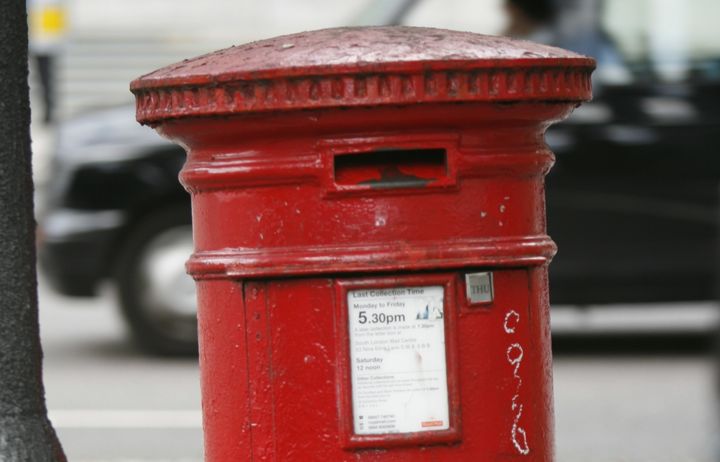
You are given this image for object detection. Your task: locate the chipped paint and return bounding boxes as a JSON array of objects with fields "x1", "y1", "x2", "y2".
[{"x1": 374, "y1": 211, "x2": 388, "y2": 227}]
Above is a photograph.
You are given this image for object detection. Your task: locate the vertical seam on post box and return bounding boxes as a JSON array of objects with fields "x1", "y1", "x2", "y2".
[
  {"x1": 329, "y1": 279, "x2": 341, "y2": 441},
  {"x1": 332, "y1": 279, "x2": 354, "y2": 449},
  {"x1": 265, "y1": 281, "x2": 278, "y2": 462},
  {"x1": 526, "y1": 269, "x2": 534, "y2": 326},
  {"x1": 241, "y1": 280, "x2": 255, "y2": 461},
  {"x1": 244, "y1": 280, "x2": 276, "y2": 462}
]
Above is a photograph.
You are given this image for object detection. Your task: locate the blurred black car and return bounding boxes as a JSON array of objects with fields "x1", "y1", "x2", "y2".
[
  {"x1": 38, "y1": 106, "x2": 196, "y2": 354},
  {"x1": 38, "y1": 1, "x2": 720, "y2": 355}
]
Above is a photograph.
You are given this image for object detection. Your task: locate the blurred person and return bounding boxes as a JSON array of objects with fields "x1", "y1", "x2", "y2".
[
  {"x1": 503, "y1": 0, "x2": 628, "y2": 83},
  {"x1": 503, "y1": 0, "x2": 559, "y2": 45},
  {"x1": 28, "y1": 0, "x2": 67, "y2": 124}
]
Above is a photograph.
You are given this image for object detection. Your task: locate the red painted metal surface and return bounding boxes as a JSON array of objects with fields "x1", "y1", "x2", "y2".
[{"x1": 132, "y1": 26, "x2": 593, "y2": 461}]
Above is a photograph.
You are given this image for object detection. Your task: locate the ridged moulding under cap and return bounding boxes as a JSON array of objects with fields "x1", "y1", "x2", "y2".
[{"x1": 131, "y1": 26, "x2": 595, "y2": 125}]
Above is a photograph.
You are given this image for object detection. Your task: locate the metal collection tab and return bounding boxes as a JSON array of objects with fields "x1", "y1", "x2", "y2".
[{"x1": 465, "y1": 272, "x2": 494, "y2": 305}]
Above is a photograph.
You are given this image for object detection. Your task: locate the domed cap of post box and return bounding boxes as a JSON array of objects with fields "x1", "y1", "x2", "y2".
[{"x1": 131, "y1": 26, "x2": 595, "y2": 125}]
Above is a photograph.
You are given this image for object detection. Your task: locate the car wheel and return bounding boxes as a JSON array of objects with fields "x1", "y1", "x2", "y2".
[{"x1": 115, "y1": 206, "x2": 198, "y2": 355}]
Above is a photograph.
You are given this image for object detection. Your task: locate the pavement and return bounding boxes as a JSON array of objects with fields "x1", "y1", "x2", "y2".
[
  {"x1": 554, "y1": 356, "x2": 718, "y2": 462},
  {"x1": 39, "y1": 278, "x2": 203, "y2": 461}
]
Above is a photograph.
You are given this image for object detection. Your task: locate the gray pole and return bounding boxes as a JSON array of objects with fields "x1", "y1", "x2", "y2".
[{"x1": 0, "y1": 1, "x2": 66, "y2": 460}]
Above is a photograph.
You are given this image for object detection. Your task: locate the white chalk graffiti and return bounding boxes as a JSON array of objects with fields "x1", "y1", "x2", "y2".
[
  {"x1": 510, "y1": 396, "x2": 529, "y2": 455},
  {"x1": 505, "y1": 311, "x2": 529, "y2": 455},
  {"x1": 506, "y1": 343, "x2": 523, "y2": 374},
  {"x1": 504, "y1": 310, "x2": 520, "y2": 334}
]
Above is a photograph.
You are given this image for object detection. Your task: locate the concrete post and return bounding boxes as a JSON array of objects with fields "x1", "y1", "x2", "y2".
[{"x1": 0, "y1": 1, "x2": 66, "y2": 460}]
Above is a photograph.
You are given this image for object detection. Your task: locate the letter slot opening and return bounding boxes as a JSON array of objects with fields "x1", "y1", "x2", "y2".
[{"x1": 334, "y1": 148, "x2": 448, "y2": 189}]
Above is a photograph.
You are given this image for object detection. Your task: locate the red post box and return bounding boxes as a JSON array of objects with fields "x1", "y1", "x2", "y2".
[{"x1": 131, "y1": 27, "x2": 593, "y2": 461}]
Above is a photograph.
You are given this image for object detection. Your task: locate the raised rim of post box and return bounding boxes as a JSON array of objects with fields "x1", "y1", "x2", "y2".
[
  {"x1": 130, "y1": 27, "x2": 595, "y2": 125},
  {"x1": 186, "y1": 235, "x2": 557, "y2": 280}
]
